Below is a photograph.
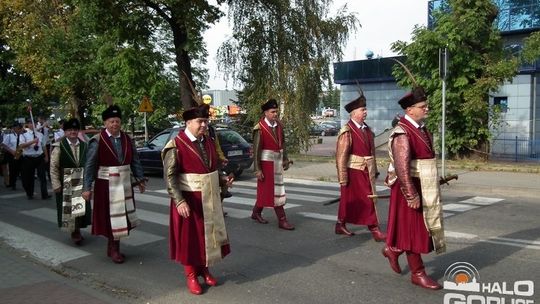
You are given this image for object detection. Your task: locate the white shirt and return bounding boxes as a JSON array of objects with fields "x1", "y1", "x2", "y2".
[
  {"x1": 351, "y1": 119, "x2": 366, "y2": 130},
  {"x1": 2, "y1": 132, "x2": 19, "y2": 151},
  {"x1": 184, "y1": 128, "x2": 200, "y2": 142},
  {"x1": 20, "y1": 130, "x2": 45, "y2": 156},
  {"x1": 53, "y1": 129, "x2": 65, "y2": 142},
  {"x1": 404, "y1": 114, "x2": 424, "y2": 129},
  {"x1": 264, "y1": 117, "x2": 277, "y2": 128}
]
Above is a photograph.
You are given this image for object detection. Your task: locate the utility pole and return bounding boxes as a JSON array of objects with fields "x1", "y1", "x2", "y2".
[{"x1": 439, "y1": 47, "x2": 448, "y2": 177}]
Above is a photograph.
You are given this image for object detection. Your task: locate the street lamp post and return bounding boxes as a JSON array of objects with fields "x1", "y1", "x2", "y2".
[{"x1": 439, "y1": 47, "x2": 448, "y2": 177}]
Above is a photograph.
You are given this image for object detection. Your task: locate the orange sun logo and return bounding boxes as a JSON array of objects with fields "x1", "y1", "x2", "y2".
[{"x1": 454, "y1": 272, "x2": 470, "y2": 284}]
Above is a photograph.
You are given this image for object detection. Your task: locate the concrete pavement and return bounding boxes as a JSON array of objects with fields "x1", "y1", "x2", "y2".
[
  {"x1": 0, "y1": 241, "x2": 124, "y2": 304},
  {"x1": 284, "y1": 160, "x2": 540, "y2": 199}
]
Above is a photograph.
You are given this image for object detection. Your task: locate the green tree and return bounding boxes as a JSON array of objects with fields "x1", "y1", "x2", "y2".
[
  {"x1": 522, "y1": 31, "x2": 540, "y2": 63},
  {"x1": 391, "y1": 0, "x2": 518, "y2": 159},
  {"x1": 320, "y1": 79, "x2": 340, "y2": 110},
  {"x1": 0, "y1": 0, "x2": 180, "y2": 128},
  {"x1": 217, "y1": 0, "x2": 358, "y2": 152}
]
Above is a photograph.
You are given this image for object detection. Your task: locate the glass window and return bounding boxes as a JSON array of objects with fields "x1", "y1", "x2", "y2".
[
  {"x1": 149, "y1": 132, "x2": 171, "y2": 148},
  {"x1": 494, "y1": 96, "x2": 509, "y2": 113},
  {"x1": 218, "y1": 130, "x2": 248, "y2": 145}
]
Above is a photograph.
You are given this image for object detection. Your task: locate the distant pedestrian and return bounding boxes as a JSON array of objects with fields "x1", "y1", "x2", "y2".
[
  {"x1": 19, "y1": 120, "x2": 50, "y2": 200},
  {"x1": 0, "y1": 122, "x2": 24, "y2": 190},
  {"x1": 251, "y1": 98, "x2": 294, "y2": 230},
  {"x1": 50, "y1": 118, "x2": 91, "y2": 245}
]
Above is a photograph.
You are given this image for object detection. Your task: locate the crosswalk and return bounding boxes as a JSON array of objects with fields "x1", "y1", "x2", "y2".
[{"x1": 2, "y1": 178, "x2": 533, "y2": 267}]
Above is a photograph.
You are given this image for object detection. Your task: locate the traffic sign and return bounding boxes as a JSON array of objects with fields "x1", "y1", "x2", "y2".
[{"x1": 138, "y1": 96, "x2": 154, "y2": 112}]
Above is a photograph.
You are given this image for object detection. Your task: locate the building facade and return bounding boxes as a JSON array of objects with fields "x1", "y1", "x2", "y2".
[{"x1": 334, "y1": 0, "x2": 540, "y2": 159}]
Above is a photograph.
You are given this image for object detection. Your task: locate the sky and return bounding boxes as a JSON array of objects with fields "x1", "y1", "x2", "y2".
[{"x1": 203, "y1": 0, "x2": 428, "y2": 90}]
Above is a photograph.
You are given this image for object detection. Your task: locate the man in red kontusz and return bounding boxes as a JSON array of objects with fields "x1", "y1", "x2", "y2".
[
  {"x1": 382, "y1": 86, "x2": 445, "y2": 290},
  {"x1": 250, "y1": 98, "x2": 294, "y2": 230}
]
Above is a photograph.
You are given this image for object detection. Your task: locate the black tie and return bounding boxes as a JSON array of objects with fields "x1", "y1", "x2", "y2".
[
  {"x1": 419, "y1": 127, "x2": 430, "y2": 144},
  {"x1": 16, "y1": 133, "x2": 20, "y2": 147},
  {"x1": 112, "y1": 136, "x2": 123, "y2": 163},
  {"x1": 197, "y1": 139, "x2": 209, "y2": 167}
]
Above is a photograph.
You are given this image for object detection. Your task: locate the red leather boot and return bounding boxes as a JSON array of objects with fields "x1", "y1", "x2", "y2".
[
  {"x1": 335, "y1": 222, "x2": 354, "y2": 236},
  {"x1": 71, "y1": 229, "x2": 83, "y2": 245},
  {"x1": 368, "y1": 225, "x2": 387, "y2": 242},
  {"x1": 274, "y1": 206, "x2": 294, "y2": 230},
  {"x1": 200, "y1": 266, "x2": 218, "y2": 286},
  {"x1": 382, "y1": 246, "x2": 403, "y2": 274},
  {"x1": 108, "y1": 239, "x2": 125, "y2": 264},
  {"x1": 184, "y1": 266, "x2": 202, "y2": 295},
  {"x1": 251, "y1": 205, "x2": 269, "y2": 224},
  {"x1": 406, "y1": 253, "x2": 442, "y2": 290}
]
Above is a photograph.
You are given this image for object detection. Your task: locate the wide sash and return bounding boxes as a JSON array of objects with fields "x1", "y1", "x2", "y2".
[
  {"x1": 261, "y1": 149, "x2": 286, "y2": 206},
  {"x1": 178, "y1": 170, "x2": 229, "y2": 266},
  {"x1": 410, "y1": 158, "x2": 446, "y2": 254},
  {"x1": 61, "y1": 167, "x2": 85, "y2": 232},
  {"x1": 98, "y1": 165, "x2": 140, "y2": 240}
]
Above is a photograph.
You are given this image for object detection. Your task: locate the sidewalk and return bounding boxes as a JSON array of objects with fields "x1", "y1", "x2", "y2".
[
  {"x1": 0, "y1": 243, "x2": 123, "y2": 304},
  {"x1": 284, "y1": 160, "x2": 540, "y2": 199}
]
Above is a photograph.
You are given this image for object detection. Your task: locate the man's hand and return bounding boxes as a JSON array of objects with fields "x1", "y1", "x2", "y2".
[
  {"x1": 407, "y1": 197, "x2": 421, "y2": 209},
  {"x1": 255, "y1": 170, "x2": 264, "y2": 181},
  {"x1": 53, "y1": 187, "x2": 62, "y2": 193},
  {"x1": 82, "y1": 191, "x2": 92, "y2": 201},
  {"x1": 225, "y1": 174, "x2": 234, "y2": 187},
  {"x1": 176, "y1": 202, "x2": 190, "y2": 218},
  {"x1": 138, "y1": 181, "x2": 146, "y2": 193}
]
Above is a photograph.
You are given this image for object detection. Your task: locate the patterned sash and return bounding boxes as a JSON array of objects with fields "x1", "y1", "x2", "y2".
[
  {"x1": 98, "y1": 165, "x2": 140, "y2": 240},
  {"x1": 261, "y1": 149, "x2": 286, "y2": 206},
  {"x1": 61, "y1": 167, "x2": 85, "y2": 232},
  {"x1": 178, "y1": 170, "x2": 229, "y2": 266},
  {"x1": 410, "y1": 158, "x2": 446, "y2": 254}
]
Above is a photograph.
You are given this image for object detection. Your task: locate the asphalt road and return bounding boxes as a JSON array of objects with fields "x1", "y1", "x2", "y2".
[{"x1": 0, "y1": 173, "x2": 538, "y2": 304}]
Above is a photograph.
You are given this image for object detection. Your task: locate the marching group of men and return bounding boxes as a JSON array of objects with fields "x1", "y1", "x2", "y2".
[{"x1": 0, "y1": 80, "x2": 445, "y2": 296}]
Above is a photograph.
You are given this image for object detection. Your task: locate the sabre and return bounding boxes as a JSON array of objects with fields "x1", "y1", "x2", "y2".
[{"x1": 368, "y1": 175, "x2": 459, "y2": 200}]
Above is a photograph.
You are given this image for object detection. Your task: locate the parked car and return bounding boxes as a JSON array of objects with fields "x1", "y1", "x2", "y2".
[
  {"x1": 309, "y1": 123, "x2": 338, "y2": 136},
  {"x1": 137, "y1": 126, "x2": 253, "y2": 177}
]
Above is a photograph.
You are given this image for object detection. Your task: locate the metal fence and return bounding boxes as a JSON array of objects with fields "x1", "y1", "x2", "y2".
[{"x1": 491, "y1": 137, "x2": 540, "y2": 162}]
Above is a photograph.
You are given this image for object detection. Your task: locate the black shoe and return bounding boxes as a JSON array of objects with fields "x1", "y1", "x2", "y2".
[
  {"x1": 27, "y1": 195, "x2": 34, "y2": 200},
  {"x1": 42, "y1": 195, "x2": 51, "y2": 200}
]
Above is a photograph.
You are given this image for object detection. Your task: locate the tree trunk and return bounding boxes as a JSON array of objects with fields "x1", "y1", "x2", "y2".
[{"x1": 171, "y1": 20, "x2": 197, "y2": 110}]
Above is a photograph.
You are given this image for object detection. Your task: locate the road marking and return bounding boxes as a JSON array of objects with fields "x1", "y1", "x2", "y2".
[
  {"x1": 297, "y1": 212, "x2": 337, "y2": 221},
  {"x1": 0, "y1": 221, "x2": 91, "y2": 266},
  {"x1": 482, "y1": 239, "x2": 540, "y2": 250},
  {"x1": 136, "y1": 209, "x2": 169, "y2": 226},
  {"x1": 223, "y1": 207, "x2": 252, "y2": 219},
  {"x1": 446, "y1": 231, "x2": 478, "y2": 239},
  {"x1": 460, "y1": 196, "x2": 504, "y2": 205},
  {"x1": 20, "y1": 208, "x2": 165, "y2": 246},
  {"x1": 0, "y1": 192, "x2": 27, "y2": 199},
  {"x1": 443, "y1": 203, "x2": 479, "y2": 212}
]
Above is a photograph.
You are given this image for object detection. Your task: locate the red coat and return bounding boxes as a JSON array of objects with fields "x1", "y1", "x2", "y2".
[
  {"x1": 169, "y1": 132, "x2": 231, "y2": 266},
  {"x1": 92, "y1": 130, "x2": 135, "y2": 238},
  {"x1": 386, "y1": 117, "x2": 435, "y2": 254},
  {"x1": 255, "y1": 118, "x2": 285, "y2": 208},
  {"x1": 337, "y1": 121, "x2": 378, "y2": 225}
]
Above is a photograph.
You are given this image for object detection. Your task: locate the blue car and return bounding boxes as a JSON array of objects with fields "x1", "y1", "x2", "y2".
[{"x1": 137, "y1": 126, "x2": 253, "y2": 177}]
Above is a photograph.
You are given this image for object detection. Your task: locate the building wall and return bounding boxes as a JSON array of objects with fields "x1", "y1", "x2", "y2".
[
  {"x1": 340, "y1": 82, "x2": 406, "y2": 135},
  {"x1": 490, "y1": 73, "x2": 540, "y2": 156},
  {"x1": 202, "y1": 90, "x2": 238, "y2": 107},
  {"x1": 535, "y1": 73, "x2": 540, "y2": 142}
]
